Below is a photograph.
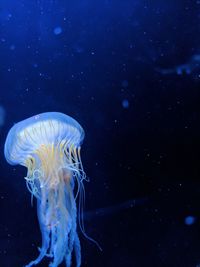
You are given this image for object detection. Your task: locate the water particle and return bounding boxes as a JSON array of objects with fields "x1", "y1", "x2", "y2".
[
  {"x1": 185, "y1": 216, "x2": 196, "y2": 225},
  {"x1": 122, "y1": 99, "x2": 129, "y2": 109},
  {"x1": 53, "y1": 26, "x2": 62, "y2": 35}
]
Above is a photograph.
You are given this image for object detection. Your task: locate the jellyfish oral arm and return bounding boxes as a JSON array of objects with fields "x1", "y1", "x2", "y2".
[{"x1": 25, "y1": 179, "x2": 81, "y2": 267}]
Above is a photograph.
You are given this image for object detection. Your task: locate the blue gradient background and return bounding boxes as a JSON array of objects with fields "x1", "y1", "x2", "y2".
[{"x1": 0, "y1": 1, "x2": 200, "y2": 266}]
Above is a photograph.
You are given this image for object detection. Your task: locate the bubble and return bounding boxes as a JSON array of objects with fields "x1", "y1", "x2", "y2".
[
  {"x1": 184, "y1": 215, "x2": 196, "y2": 225},
  {"x1": 122, "y1": 99, "x2": 129, "y2": 109},
  {"x1": 53, "y1": 26, "x2": 62, "y2": 35}
]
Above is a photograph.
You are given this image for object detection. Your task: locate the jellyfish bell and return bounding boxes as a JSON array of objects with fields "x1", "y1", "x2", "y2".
[
  {"x1": 4, "y1": 112, "x2": 84, "y2": 165},
  {"x1": 4, "y1": 112, "x2": 94, "y2": 267}
]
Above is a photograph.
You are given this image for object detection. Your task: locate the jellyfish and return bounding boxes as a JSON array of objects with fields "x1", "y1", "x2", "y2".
[{"x1": 4, "y1": 112, "x2": 94, "y2": 267}]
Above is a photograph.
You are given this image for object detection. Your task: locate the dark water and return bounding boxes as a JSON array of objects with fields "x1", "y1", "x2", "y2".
[{"x1": 0, "y1": 1, "x2": 200, "y2": 266}]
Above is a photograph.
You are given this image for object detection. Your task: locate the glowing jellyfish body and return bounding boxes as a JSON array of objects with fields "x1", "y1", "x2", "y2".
[{"x1": 4, "y1": 112, "x2": 88, "y2": 267}]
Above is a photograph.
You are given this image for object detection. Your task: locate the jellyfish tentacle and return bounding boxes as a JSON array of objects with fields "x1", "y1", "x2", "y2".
[
  {"x1": 74, "y1": 232, "x2": 81, "y2": 267},
  {"x1": 25, "y1": 199, "x2": 50, "y2": 267},
  {"x1": 65, "y1": 186, "x2": 77, "y2": 267},
  {"x1": 78, "y1": 181, "x2": 102, "y2": 251},
  {"x1": 49, "y1": 182, "x2": 73, "y2": 267}
]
